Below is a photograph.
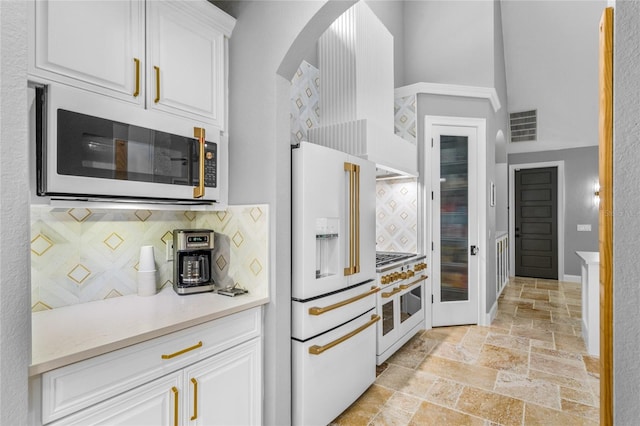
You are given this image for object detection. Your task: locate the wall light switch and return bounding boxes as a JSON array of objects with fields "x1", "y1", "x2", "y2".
[
  {"x1": 166, "y1": 240, "x2": 174, "y2": 261},
  {"x1": 577, "y1": 224, "x2": 592, "y2": 232}
]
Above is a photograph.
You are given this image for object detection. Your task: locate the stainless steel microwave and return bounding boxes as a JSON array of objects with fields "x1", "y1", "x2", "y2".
[{"x1": 30, "y1": 83, "x2": 226, "y2": 206}]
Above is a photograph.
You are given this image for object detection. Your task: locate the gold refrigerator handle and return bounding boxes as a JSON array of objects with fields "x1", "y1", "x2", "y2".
[
  {"x1": 308, "y1": 286, "x2": 380, "y2": 315},
  {"x1": 133, "y1": 58, "x2": 140, "y2": 97},
  {"x1": 308, "y1": 314, "x2": 380, "y2": 355},
  {"x1": 344, "y1": 163, "x2": 356, "y2": 276},
  {"x1": 354, "y1": 163, "x2": 360, "y2": 274},
  {"x1": 193, "y1": 127, "x2": 206, "y2": 198},
  {"x1": 154, "y1": 65, "x2": 160, "y2": 103}
]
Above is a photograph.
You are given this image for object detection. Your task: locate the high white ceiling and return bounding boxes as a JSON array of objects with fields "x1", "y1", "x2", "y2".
[{"x1": 501, "y1": 0, "x2": 607, "y2": 153}]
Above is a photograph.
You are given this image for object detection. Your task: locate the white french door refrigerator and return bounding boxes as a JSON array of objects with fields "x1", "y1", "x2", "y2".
[{"x1": 292, "y1": 142, "x2": 378, "y2": 426}]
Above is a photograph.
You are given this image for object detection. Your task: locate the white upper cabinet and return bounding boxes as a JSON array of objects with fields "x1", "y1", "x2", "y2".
[
  {"x1": 29, "y1": 0, "x2": 235, "y2": 129},
  {"x1": 146, "y1": 1, "x2": 228, "y2": 127},
  {"x1": 31, "y1": 0, "x2": 145, "y2": 105}
]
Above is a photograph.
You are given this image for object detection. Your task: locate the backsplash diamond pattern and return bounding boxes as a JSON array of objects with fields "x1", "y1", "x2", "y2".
[
  {"x1": 290, "y1": 60, "x2": 320, "y2": 144},
  {"x1": 103, "y1": 232, "x2": 124, "y2": 251},
  {"x1": 31, "y1": 205, "x2": 269, "y2": 311},
  {"x1": 68, "y1": 208, "x2": 92, "y2": 222},
  {"x1": 67, "y1": 264, "x2": 91, "y2": 285},
  {"x1": 376, "y1": 178, "x2": 418, "y2": 253},
  {"x1": 31, "y1": 234, "x2": 54, "y2": 256}
]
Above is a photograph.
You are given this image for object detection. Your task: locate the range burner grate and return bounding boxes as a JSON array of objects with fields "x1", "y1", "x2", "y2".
[{"x1": 375, "y1": 252, "x2": 416, "y2": 267}]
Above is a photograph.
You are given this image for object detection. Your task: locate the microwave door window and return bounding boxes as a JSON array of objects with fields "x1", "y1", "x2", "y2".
[{"x1": 57, "y1": 109, "x2": 196, "y2": 188}]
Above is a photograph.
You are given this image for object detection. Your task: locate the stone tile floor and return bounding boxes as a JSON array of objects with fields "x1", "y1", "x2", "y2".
[{"x1": 331, "y1": 277, "x2": 600, "y2": 425}]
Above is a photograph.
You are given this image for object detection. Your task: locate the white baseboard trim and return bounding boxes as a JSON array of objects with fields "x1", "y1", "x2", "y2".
[
  {"x1": 484, "y1": 299, "x2": 498, "y2": 326},
  {"x1": 563, "y1": 274, "x2": 581, "y2": 283}
]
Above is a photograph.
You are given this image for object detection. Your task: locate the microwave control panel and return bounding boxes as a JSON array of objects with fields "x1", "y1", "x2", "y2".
[{"x1": 204, "y1": 142, "x2": 217, "y2": 188}]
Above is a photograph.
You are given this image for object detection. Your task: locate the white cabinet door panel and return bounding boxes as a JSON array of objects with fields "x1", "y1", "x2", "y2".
[
  {"x1": 147, "y1": 1, "x2": 224, "y2": 126},
  {"x1": 51, "y1": 372, "x2": 181, "y2": 426},
  {"x1": 184, "y1": 338, "x2": 262, "y2": 426},
  {"x1": 32, "y1": 0, "x2": 144, "y2": 104}
]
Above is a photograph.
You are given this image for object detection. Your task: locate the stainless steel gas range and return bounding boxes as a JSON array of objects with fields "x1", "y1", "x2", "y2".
[{"x1": 375, "y1": 252, "x2": 428, "y2": 365}]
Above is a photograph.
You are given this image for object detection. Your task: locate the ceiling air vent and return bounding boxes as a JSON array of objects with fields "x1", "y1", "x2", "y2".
[{"x1": 509, "y1": 110, "x2": 537, "y2": 142}]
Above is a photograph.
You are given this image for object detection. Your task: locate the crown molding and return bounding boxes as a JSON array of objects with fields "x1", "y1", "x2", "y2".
[{"x1": 395, "y1": 82, "x2": 501, "y2": 112}]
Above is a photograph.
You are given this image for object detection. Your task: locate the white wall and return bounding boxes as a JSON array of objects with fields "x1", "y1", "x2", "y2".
[
  {"x1": 225, "y1": 2, "x2": 355, "y2": 424},
  {"x1": 0, "y1": 1, "x2": 30, "y2": 424},
  {"x1": 502, "y1": 0, "x2": 606, "y2": 154},
  {"x1": 403, "y1": 0, "x2": 494, "y2": 87},
  {"x1": 365, "y1": 0, "x2": 405, "y2": 88},
  {"x1": 613, "y1": 1, "x2": 640, "y2": 422}
]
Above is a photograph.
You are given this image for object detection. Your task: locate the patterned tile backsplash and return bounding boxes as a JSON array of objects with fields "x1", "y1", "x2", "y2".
[
  {"x1": 30, "y1": 205, "x2": 268, "y2": 312},
  {"x1": 394, "y1": 95, "x2": 417, "y2": 145},
  {"x1": 376, "y1": 178, "x2": 418, "y2": 253},
  {"x1": 290, "y1": 60, "x2": 321, "y2": 144}
]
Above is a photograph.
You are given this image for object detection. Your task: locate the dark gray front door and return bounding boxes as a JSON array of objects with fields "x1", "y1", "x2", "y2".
[{"x1": 515, "y1": 167, "x2": 558, "y2": 279}]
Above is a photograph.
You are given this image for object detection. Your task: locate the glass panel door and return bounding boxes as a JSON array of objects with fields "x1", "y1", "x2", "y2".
[{"x1": 440, "y1": 135, "x2": 469, "y2": 302}]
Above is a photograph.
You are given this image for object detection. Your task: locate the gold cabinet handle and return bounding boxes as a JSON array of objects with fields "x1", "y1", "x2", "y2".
[
  {"x1": 309, "y1": 286, "x2": 380, "y2": 315},
  {"x1": 154, "y1": 65, "x2": 160, "y2": 103},
  {"x1": 161, "y1": 341, "x2": 203, "y2": 359},
  {"x1": 382, "y1": 287, "x2": 402, "y2": 298},
  {"x1": 171, "y1": 386, "x2": 179, "y2": 426},
  {"x1": 398, "y1": 275, "x2": 428, "y2": 291},
  {"x1": 190, "y1": 378, "x2": 198, "y2": 421},
  {"x1": 308, "y1": 314, "x2": 380, "y2": 355},
  {"x1": 193, "y1": 127, "x2": 206, "y2": 198},
  {"x1": 133, "y1": 58, "x2": 140, "y2": 97}
]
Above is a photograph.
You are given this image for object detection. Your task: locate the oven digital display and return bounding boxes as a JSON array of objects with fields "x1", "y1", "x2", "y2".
[{"x1": 188, "y1": 236, "x2": 209, "y2": 243}]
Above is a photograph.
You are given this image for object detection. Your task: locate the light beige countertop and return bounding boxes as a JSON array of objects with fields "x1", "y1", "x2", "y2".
[
  {"x1": 31, "y1": 287, "x2": 269, "y2": 376},
  {"x1": 576, "y1": 251, "x2": 599, "y2": 265}
]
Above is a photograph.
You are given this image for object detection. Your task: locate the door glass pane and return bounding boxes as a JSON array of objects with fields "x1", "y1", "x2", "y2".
[
  {"x1": 382, "y1": 300, "x2": 394, "y2": 336},
  {"x1": 400, "y1": 285, "x2": 422, "y2": 323},
  {"x1": 440, "y1": 135, "x2": 469, "y2": 302}
]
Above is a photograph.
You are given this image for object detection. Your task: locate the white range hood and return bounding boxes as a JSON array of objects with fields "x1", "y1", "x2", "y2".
[{"x1": 307, "y1": 1, "x2": 418, "y2": 177}]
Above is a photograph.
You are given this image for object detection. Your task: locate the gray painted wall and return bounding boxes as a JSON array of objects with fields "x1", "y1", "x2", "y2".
[
  {"x1": 509, "y1": 146, "x2": 599, "y2": 277},
  {"x1": 613, "y1": 1, "x2": 640, "y2": 422},
  {"x1": 403, "y1": 0, "x2": 494, "y2": 87}
]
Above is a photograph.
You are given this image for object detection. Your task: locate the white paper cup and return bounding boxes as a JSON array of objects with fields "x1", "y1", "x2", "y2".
[
  {"x1": 138, "y1": 270, "x2": 157, "y2": 297},
  {"x1": 139, "y1": 245, "x2": 156, "y2": 272}
]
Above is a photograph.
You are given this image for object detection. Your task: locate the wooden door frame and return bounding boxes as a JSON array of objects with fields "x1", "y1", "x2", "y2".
[
  {"x1": 508, "y1": 161, "x2": 566, "y2": 281},
  {"x1": 598, "y1": 7, "x2": 613, "y2": 425},
  {"x1": 424, "y1": 115, "x2": 487, "y2": 326}
]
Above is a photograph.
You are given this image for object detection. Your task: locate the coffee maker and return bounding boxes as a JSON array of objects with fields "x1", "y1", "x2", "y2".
[{"x1": 173, "y1": 229, "x2": 215, "y2": 295}]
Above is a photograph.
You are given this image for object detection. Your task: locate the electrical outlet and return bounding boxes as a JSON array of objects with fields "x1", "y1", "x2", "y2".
[
  {"x1": 166, "y1": 240, "x2": 174, "y2": 261},
  {"x1": 577, "y1": 224, "x2": 592, "y2": 232}
]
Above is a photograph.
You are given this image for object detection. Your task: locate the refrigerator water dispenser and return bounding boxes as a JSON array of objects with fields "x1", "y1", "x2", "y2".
[{"x1": 315, "y1": 217, "x2": 339, "y2": 279}]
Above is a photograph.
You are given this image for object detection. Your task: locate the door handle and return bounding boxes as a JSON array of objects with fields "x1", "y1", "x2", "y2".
[{"x1": 470, "y1": 245, "x2": 479, "y2": 255}]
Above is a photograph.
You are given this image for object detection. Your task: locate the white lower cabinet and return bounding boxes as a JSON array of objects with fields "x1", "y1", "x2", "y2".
[
  {"x1": 50, "y1": 372, "x2": 182, "y2": 426},
  {"x1": 38, "y1": 308, "x2": 262, "y2": 426}
]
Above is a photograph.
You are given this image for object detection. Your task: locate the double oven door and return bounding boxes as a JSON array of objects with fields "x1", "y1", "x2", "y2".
[{"x1": 377, "y1": 272, "x2": 426, "y2": 364}]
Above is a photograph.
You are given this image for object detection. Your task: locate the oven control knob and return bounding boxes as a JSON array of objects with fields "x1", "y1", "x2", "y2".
[
  {"x1": 381, "y1": 275, "x2": 389, "y2": 284},
  {"x1": 400, "y1": 272, "x2": 408, "y2": 279},
  {"x1": 407, "y1": 270, "x2": 415, "y2": 278}
]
